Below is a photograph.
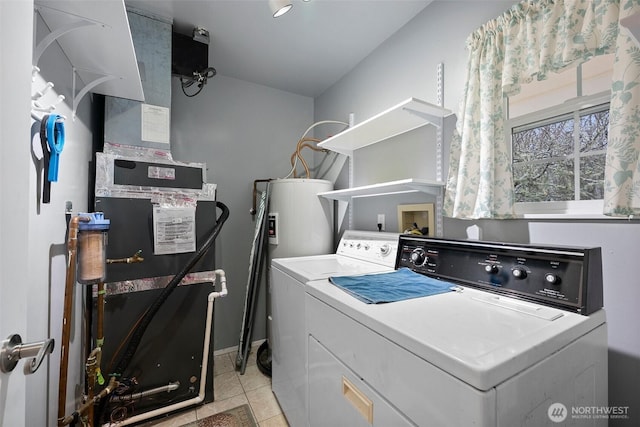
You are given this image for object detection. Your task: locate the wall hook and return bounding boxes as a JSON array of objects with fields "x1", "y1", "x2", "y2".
[{"x1": 32, "y1": 81, "x2": 54, "y2": 101}]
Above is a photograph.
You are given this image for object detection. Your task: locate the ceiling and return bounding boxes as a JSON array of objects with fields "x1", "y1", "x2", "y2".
[{"x1": 125, "y1": 0, "x2": 433, "y2": 97}]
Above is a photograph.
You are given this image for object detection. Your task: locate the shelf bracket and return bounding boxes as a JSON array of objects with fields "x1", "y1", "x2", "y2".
[
  {"x1": 402, "y1": 107, "x2": 442, "y2": 129},
  {"x1": 72, "y1": 67, "x2": 119, "y2": 119},
  {"x1": 33, "y1": 4, "x2": 108, "y2": 66}
]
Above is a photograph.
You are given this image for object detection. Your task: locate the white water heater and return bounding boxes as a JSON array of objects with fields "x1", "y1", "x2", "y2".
[{"x1": 268, "y1": 178, "x2": 333, "y2": 259}]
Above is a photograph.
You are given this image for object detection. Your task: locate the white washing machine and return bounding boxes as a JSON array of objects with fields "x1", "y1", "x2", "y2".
[
  {"x1": 270, "y1": 230, "x2": 399, "y2": 427},
  {"x1": 306, "y1": 235, "x2": 608, "y2": 427}
]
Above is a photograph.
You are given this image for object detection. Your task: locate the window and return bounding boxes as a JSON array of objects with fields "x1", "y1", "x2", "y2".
[
  {"x1": 512, "y1": 102, "x2": 609, "y2": 202},
  {"x1": 507, "y1": 54, "x2": 613, "y2": 217}
]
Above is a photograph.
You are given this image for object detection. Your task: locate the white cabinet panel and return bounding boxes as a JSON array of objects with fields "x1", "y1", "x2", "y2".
[
  {"x1": 308, "y1": 336, "x2": 413, "y2": 427},
  {"x1": 271, "y1": 267, "x2": 308, "y2": 427},
  {"x1": 306, "y1": 293, "x2": 496, "y2": 427}
]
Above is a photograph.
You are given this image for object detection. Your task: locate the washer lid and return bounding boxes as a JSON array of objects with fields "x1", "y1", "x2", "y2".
[
  {"x1": 272, "y1": 254, "x2": 392, "y2": 283},
  {"x1": 306, "y1": 279, "x2": 606, "y2": 391}
]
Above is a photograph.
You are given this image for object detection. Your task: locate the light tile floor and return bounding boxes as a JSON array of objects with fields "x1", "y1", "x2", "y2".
[{"x1": 141, "y1": 342, "x2": 289, "y2": 426}]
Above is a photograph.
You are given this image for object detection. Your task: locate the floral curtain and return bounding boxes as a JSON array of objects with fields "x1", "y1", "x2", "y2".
[
  {"x1": 444, "y1": 0, "x2": 621, "y2": 219},
  {"x1": 604, "y1": 1, "x2": 640, "y2": 216}
]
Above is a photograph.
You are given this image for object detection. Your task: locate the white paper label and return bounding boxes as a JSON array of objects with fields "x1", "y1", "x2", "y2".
[
  {"x1": 141, "y1": 104, "x2": 170, "y2": 144},
  {"x1": 153, "y1": 206, "x2": 196, "y2": 254},
  {"x1": 148, "y1": 166, "x2": 176, "y2": 180}
]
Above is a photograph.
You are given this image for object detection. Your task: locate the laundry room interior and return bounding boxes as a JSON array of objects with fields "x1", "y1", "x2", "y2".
[{"x1": 1, "y1": 0, "x2": 639, "y2": 426}]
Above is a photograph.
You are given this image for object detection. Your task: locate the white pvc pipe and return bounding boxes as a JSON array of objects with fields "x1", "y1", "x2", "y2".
[{"x1": 103, "y1": 269, "x2": 227, "y2": 426}]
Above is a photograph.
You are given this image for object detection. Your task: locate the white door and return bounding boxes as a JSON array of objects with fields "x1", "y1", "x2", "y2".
[{"x1": 1, "y1": 1, "x2": 40, "y2": 425}]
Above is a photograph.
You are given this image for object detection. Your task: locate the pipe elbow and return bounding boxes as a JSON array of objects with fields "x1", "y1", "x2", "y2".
[{"x1": 209, "y1": 269, "x2": 228, "y2": 301}]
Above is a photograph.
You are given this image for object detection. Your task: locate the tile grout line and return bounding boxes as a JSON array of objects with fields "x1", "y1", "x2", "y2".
[{"x1": 207, "y1": 350, "x2": 282, "y2": 425}]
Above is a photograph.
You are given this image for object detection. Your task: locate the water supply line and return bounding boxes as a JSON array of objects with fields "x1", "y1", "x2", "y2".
[
  {"x1": 58, "y1": 214, "x2": 90, "y2": 426},
  {"x1": 96, "y1": 252, "x2": 143, "y2": 357},
  {"x1": 59, "y1": 376, "x2": 119, "y2": 427},
  {"x1": 290, "y1": 137, "x2": 326, "y2": 178},
  {"x1": 96, "y1": 282, "x2": 105, "y2": 351},
  {"x1": 283, "y1": 120, "x2": 348, "y2": 179},
  {"x1": 106, "y1": 250, "x2": 144, "y2": 264},
  {"x1": 85, "y1": 347, "x2": 101, "y2": 424}
]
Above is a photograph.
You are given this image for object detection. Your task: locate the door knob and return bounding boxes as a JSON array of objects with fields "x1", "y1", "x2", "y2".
[{"x1": 0, "y1": 334, "x2": 55, "y2": 374}]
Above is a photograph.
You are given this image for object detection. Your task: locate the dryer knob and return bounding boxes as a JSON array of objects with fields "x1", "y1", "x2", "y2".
[
  {"x1": 380, "y1": 244, "x2": 391, "y2": 256},
  {"x1": 545, "y1": 273, "x2": 561, "y2": 285},
  {"x1": 410, "y1": 248, "x2": 426, "y2": 266},
  {"x1": 512, "y1": 267, "x2": 527, "y2": 279},
  {"x1": 485, "y1": 264, "x2": 499, "y2": 274}
]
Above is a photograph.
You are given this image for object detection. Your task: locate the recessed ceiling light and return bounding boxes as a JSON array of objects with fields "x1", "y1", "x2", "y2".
[{"x1": 269, "y1": 0, "x2": 293, "y2": 18}]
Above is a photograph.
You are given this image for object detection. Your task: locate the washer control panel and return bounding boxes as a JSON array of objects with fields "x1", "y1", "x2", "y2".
[
  {"x1": 337, "y1": 230, "x2": 399, "y2": 268},
  {"x1": 396, "y1": 236, "x2": 603, "y2": 315}
]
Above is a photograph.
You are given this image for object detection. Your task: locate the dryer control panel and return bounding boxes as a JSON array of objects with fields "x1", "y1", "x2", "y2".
[{"x1": 396, "y1": 236, "x2": 603, "y2": 315}]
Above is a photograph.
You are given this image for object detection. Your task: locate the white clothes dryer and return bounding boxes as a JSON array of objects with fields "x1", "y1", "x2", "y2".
[{"x1": 306, "y1": 236, "x2": 608, "y2": 426}]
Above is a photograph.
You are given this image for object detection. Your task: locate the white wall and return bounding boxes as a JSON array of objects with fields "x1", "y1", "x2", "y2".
[
  {"x1": 0, "y1": 2, "x2": 95, "y2": 426},
  {"x1": 33, "y1": 39, "x2": 95, "y2": 427},
  {"x1": 473, "y1": 218, "x2": 640, "y2": 420},
  {"x1": 314, "y1": 0, "x2": 639, "y2": 423},
  {"x1": 170, "y1": 75, "x2": 314, "y2": 349},
  {"x1": 1, "y1": 2, "x2": 35, "y2": 425}
]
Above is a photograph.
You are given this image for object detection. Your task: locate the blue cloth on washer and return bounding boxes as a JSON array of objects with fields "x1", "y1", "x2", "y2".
[{"x1": 329, "y1": 267, "x2": 456, "y2": 304}]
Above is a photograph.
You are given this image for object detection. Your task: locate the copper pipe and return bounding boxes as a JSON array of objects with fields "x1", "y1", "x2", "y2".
[
  {"x1": 106, "y1": 250, "x2": 144, "y2": 264},
  {"x1": 59, "y1": 376, "x2": 119, "y2": 426},
  {"x1": 250, "y1": 179, "x2": 271, "y2": 216},
  {"x1": 85, "y1": 347, "x2": 101, "y2": 425},
  {"x1": 58, "y1": 215, "x2": 89, "y2": 426},
  {"x1": 97, "y1": 281, "x2": 105, "y2": 350}
]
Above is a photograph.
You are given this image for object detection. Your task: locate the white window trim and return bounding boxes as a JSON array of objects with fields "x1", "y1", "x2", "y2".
[
  {"x1": 508, "y1": 91, "x2": 612, "y2": 219},
  {"x1": 508, "y1": 91, "x2": 611, "y2": 128},
  {"x1": 514, "y1": 200, "x2": 608, "y2": 219}
]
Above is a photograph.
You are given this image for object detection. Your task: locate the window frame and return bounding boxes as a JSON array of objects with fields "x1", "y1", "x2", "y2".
[{"x1": 506, "y1": 91, "x2": 612, "y2": 219}]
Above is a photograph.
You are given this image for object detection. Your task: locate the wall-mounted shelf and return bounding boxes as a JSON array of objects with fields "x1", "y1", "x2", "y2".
[
  {"x1": 317, "y1": 97, "x2": 452, "y2": 155},
  {"x1": 318, "y1": 179, "x2": 443, "y2": 202},
  {"x1": 620, "y1": 12, "x2": 640, "y2": 47},
  {"x1": 34, "y1": 0, "x2": 144, "y2": 116},
  {"x1": 318, "y1": 90, "x2": 451, "y2": 236}
]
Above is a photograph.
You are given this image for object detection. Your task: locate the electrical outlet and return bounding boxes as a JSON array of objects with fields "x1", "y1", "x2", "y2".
[{"x1": 377, "y1": 214, "x2": 385, "y2": 231}]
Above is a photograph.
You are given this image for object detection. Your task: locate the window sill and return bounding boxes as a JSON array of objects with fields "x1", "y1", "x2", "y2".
[{"x1": 514, "y1": 200, "x2": 634, "y2": 220}]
